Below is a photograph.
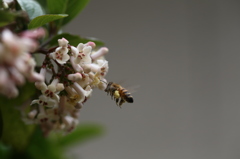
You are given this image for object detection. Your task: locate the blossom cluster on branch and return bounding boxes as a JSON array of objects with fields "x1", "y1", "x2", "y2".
[
  {"x1": 0, "y1": 29, "x2": 110, "y2": 134},
  {"x1": 28, "y1": 38, "x2": 109, "y2": 134},
  {"x1": 0, "y1": 29, "x2": 45, "y2": 98}
]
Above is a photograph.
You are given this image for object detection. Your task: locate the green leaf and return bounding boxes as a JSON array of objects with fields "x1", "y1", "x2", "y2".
[
  {"x1": 0, "y1": 0, "x2": 4, "y2": 8},
  {"x1": 35, "y1": 0, "x2": 47, "y2": 10},
  {"x1": 49, "y1": 33, "x2": 105, "y2": 47},
  {"x1": 47, "y1": 0, "x2": 90, "y2": 26},
  {"x1": 0, "y1": 109, "x2": 2, "y2": 139},
  {"x1": 0, "y1": 82, "x2": 36, "y2": 151},
  {"x1": 28, "y1": 14, "x2": 68, "y2": 29},
  {"x1": 46, "y1": 0, "x2": 67, "y2": 15},
  {"x1": 0, "y1": 142, "x2": 11, "y2": 159},
  {"x1": 26, "y1": 127, "x2": 64, "y2": 159},
  {"x1": 0, "y1": 10, "x2": 15, "y2": 27},
  {"x1": 57, "y1": 123, "x2": 104, "y2": 148},
  {"x1": 17, "y1": 0, "x2": 44, "y2": 20},
  {"x1": 62, "y1": 0, "x2": 89, "y2": 26}
]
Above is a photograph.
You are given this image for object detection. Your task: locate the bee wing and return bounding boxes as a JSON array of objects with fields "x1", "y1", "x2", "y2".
[
  {"x1": 108, "y1": 79, "x2": 139, "y2": 94},
  {"x1": 119, "y1": 82, "x2": 139, "y2": 95},
  {"x1": 116, "y1": 80, "x2": 139, "y2": 94},
  {"x1": 127, "y1": 85, "x2": 139, "y2": 94}
]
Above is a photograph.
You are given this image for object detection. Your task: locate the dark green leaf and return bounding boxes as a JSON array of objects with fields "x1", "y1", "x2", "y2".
[
  {"x1": 61, "y1": 0, "x2": 89, "y2": 26},
  {"x1": 0, "y1": 109, "x2": 2, "y2": 140},
  {"x1": 47, "y1": 0, "x2": 90, "y2": 26},
  {"x1": 0, "y1": 0, "x2": 3, "y2": 8},
  {"x1": 49, "y1": 33, "x2": 105, "y2": 47},
  {"x1": 17, "y1": 0, "x2": 44, "y2": 20},
  {"x1": 0, "y1": 10, "x2": 15, "y2": 27},
  {"x1": 28, "y1": 14, "x2": 68, "y2": 29},
  {"x1": 46, "y1": 0, "x2": 66, "y2": 15},
  {"x1": 57, "y1": 123, "x2": 103, "y2": 148},
  {"x1": 35, "y1": 0, "x2": 47, "y2": 10},
  {"x1": 26, "y1": 127, "x2": 64, "y2": 159},
  {"x1": 0, "y1": 82, "x2": 36, "y2": 151},
  {"x1": 0, "y1": 142, "x2": 11, "y2": 159}
]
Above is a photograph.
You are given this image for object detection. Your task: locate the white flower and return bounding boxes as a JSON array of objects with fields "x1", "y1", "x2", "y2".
[
  {"x1": 70, "y1": 55, "x2": 83, "y2": 72},
  {"x1": 84, "y1": 85, "x2": 93, "y2": 98},
  {"x1": 50, "y1": 38, "x2": 70, "y2": 65},
  {"x1": 28, "y1": 109, "x2": 38, "y2": 119},
  {"x1": 0, "y1": 67, "x2": 19, "y2": 98},
  {"x1": 33, "y1": 78, "x2": 62, "y2": 108},
  {"x1": 0, "y1": 78, "x2": 18, "y2": 98},
  {"x1": 1, "y1": 29, "x2": 36, "y2": 61},
  {"x1": 31, "y1": 94, "x2": 58, "y2": 108},
  {"x1": 97, "y1": 78, "x2": 108, "y2": 90},
  {"x1": 36, "y1": 104, "x2": 48, "y2": 123},
  {"x1": 8, "y1": 66, "x2": 25, "y2": 85},
  {"x1": 74, "y1": 102, "x2": 83, "y2": 109},
  {"x1": 74, "y1": 44, "x2": 92, "y2": 65},
  {"x1": 45, "y1": 108, "x2": 60, "y2": 121},
  {"x1": 67, "y1": 73, "x2": 82, "y2": 81},
  {"x1": 91, "y1": 47, "x2": 109, "y2": 61},
  {"x1": 77, "y1": 73, "x2": 91, "y2": 88},
  {"x1": 96, "y1": 59, "x2": 109, "y2": 77},
  {"x1": 0, "y1": 29, "x2": 43, "y2": 98},
  {"x1": 65, "y1": 85, "x2": 85, "y2": 104},
  {"x1": 62, "y1": 115, "x2": 79, "y2": 132},
  {"x1": 15, "y1": 53, "x2": 44, "y2": 82},
  {"x1": 50, "y1": 47, "x2": 70, "y2": 65},
  {"x1": 58, "y1": 38, "x2": 69, "y2": 47}
]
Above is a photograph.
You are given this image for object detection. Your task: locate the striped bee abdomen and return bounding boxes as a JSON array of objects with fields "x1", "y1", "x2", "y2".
[{"x1": 119, "y1": 88, "x2": 134, "y2": 103}]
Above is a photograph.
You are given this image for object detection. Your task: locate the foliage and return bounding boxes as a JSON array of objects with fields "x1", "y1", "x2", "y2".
[
  {"x1": 47, "y1": 0, "x2": 90, "y2": 26},
  {"x1": 28, "y1": 14, "x2": 68, "y2": 29},
  {"x1": 0, "y1": 82, "x2": 36, "y2": 151},
  {"x1": 0, "y1": 10, "x2": 15, "y2": 27},
  {"x1": 0, "y1": 124, "x2": 103, "y2": 159}
]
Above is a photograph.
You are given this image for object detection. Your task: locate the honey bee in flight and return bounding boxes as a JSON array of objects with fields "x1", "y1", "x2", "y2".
[{"x1": 104, "y1": 81, "x2": 134, "y2": 107}]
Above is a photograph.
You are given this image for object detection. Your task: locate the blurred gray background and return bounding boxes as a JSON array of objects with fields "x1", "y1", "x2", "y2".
[{"x1": 65, "y1": 0, "x2": 240, "y2": 159}]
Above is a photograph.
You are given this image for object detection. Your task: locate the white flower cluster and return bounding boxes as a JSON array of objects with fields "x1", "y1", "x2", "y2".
[
  {"x1": 0, "y1": 29, "x2": 44, "y2": 98},
  {"x1": 28, "y1": 38, "x2": 109, "y2": 134}
]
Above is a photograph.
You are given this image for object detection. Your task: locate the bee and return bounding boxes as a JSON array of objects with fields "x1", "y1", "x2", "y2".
[{"x1": 104, "y1": 81, "x2": 134, "y2": 107}]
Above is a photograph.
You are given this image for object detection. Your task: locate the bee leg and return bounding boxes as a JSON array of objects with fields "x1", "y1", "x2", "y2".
[
  {"x1": 110, "y1": 90, "x2": 115, "y2": 99},
  {"x1": 110, "y1": 92, "x2": 113, "y2": 99},
  {"x1": 119, "y1": 99, "x2": 125, "y2": 108},
  {"x1": 115, "y1": 98, "x2": 119, "y2": 106}
]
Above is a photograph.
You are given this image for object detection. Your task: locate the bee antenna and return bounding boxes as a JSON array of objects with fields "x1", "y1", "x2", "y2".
[{"x1": 100, "y1": 80, "x2": 108, "y2": 84}]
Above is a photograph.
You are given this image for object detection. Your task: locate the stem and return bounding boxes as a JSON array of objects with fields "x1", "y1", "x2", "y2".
[
  {"x1": 38, "y1": 37, "x2": 53, "y2": 49},
  {"x1": 0, "y1": 108, "x2": 2, "y2": 139},
  {"x1": 32, "y1": 48, "x2": 48, "y2": 54},
  {"x1": 49, "y1": 21, "x2": 58, "y2": 38}
]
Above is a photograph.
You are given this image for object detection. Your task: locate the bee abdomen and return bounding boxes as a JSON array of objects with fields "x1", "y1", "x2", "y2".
[
  {"x1": 125, "y1": 95, "x2": 133, "y2": 103},
  {"x1": 121, "y1": 89, "x2": 134, "y2": 103}
]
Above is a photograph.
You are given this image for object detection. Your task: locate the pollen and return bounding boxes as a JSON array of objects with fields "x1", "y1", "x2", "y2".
[
  {"x1": 67, "y1": 94, "x2": 81, "y2": 105},
  {"x1": 91, "y1": 76, "x2": 100, "y2": 86},
  {"x1": 114, "y1": 91, "x2": 120, "y2": 98}
]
